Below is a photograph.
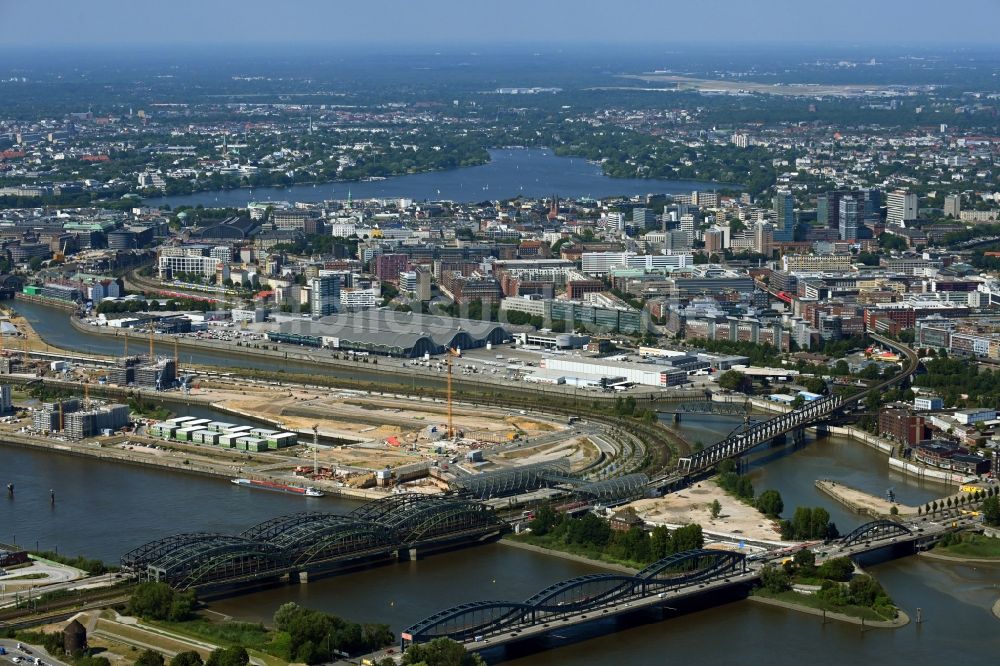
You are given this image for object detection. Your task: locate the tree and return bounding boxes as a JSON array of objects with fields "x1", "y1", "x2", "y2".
[
  {"x1": 205, "y1": 647, "x2": 248, "y2": 666},
  {"x1": 135, "y1": 650, "x2": 165, "y2": 666},
  {"x1": 710, "y1": 499, "x2": 722, "y2": 519},
  {"x1": 670, "y1": 524, "x2": 704, "y2": 553},
  {"x1": 127, "y1": 582, "x2": 173, "y2": 619},
  {"x1": 759, "y1": 565, "x2": 791, "y2": 593},
  {"x1": 982, "y1": 495, "x2": 1000, "y2": 527},
  {"x1": 402, "y1": 638, "x2": 485, "y2": 666},
  {"x1": 801, "y1": 376, "x2": 828, "y2": 395},
  {"x1": 169, "y1": 653, "x2": 204, "y2": 666},
  {"x1": 756, "y1": 490, "x2": 784, "y2": 518},
  {"x1": 816, "y1": 557, "x2": 854, "y2": 582},
  {"x1": 718, "y1": 370, "x2": 748, "y2": 393},
  {"x1": 528, "y1": 504, "x2": 558, "y2": 536},
  {"x1": 793, "y1": 548, "x2": 816, "y2": 573}
]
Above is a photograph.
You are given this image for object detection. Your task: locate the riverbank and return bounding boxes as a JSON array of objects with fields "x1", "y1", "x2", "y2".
[
  {"x1": 499, "y1": 538, "x2": 638, "y2": 574},
  {"x1": 747, "y1": 594, "x2": 910, "y2": 629},
  {"x1": 918, "y1": 534, "x2": 1000, "y2": 562},
  {"x1": 0, "y1": 428, "x2": 386, "y2": 501}
]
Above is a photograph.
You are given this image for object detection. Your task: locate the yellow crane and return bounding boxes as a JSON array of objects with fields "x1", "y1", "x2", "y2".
[{"x1": 446, "y1": 347, "x2": 462, "y2": 440}]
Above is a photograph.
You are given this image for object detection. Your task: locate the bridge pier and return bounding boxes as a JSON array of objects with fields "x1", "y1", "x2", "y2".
[
  {"x1": 672, "y1": 413, "x2": 681, "y2": 424},
  {"x1": 298, "y1": 571, "x2": 309, "y2": 584},
  {"x1": 792, "y1": 428, "x2": 805, "y2": 444}
]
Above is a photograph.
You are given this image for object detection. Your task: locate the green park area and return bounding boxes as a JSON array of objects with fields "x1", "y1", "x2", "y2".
[
  {"x1": 752, "y1": 552, "x2": 899, "y2": 622},
  {"x1": 931, "y1": 533, "x2": 1000, "y2": 559}
]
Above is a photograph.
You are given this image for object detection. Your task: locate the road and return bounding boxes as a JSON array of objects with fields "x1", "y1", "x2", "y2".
[{"x1": 0, "y1": 640, "x2": 72, "y2": 666}]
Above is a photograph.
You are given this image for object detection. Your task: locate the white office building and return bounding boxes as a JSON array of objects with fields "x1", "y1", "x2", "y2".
[{"x1": 887, "y1": 190, "x2": 918, "y2": 226}]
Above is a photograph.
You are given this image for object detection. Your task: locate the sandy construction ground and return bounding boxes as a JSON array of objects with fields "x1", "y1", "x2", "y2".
[
  {"x1": 492, "y1": 436, "x2": 600, "y2": 472},
  {"x1": 628, "y1": 480, "x2": 783, "y2": 542}
]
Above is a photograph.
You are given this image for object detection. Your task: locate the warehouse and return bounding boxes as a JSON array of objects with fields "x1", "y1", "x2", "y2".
[
  {"x1": 539, "y1": 357, "x2": 688, "y2": 388},
  {"x1": 267, "y1": 311, "x2": 508, "y2": 358}
]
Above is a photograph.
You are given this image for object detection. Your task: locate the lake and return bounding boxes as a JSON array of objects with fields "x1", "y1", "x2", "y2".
[{"x1": 143, "y1": 148, "x2": 725, "y2": 208}]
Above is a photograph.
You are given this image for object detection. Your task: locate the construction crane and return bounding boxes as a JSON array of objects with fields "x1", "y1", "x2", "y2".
[
  {"x1": 446, "y1": 347, "x2": 462, "y2": 441},
  {"x1": 311, "y1": 424, "x2": 319, "y2": 476}
]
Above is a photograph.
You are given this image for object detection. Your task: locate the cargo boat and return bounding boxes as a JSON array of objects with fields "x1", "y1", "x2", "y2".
[{"x1": 231, "y1": 478, "x2": 324, "y2": 497}]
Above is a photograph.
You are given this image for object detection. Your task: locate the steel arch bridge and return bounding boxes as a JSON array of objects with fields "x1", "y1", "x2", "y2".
[
  {"x1": 402, "y1": 549, "x2": 746, "y2": 647},
  {"x1": 122, "y1": 494, "x2": 505, "y2": 590},
  {"x1": 241, "y1": 512, "x2": 398, "y2": 567},
  {"x1": 350, "y1": 494, "x2": 504, "y2": 543},
  {"x1": 840, "y1": 520, "x2": 913, "y2": 547},
  {"x1": 123, "y1": 533, "x2": 289, "y2": 590}
]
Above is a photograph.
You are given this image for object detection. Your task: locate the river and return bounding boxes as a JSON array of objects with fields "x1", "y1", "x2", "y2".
[
  {"x1": 2, "y1": 416, "x2": 997, "y2": 663},
  {"x1": 141, "y1": 149, "x2": 724, "y2": 208},
  {"x1": 2, "y1": 322, "x2": 999, "y2": 663}
]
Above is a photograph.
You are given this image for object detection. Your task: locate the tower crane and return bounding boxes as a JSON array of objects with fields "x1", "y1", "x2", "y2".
[
  {"x1": 311, "y1": 424, "x2": 319, "y2": 476},
  {"x1": 446, "y1": 347, "x2": 462, "y2": 441}
]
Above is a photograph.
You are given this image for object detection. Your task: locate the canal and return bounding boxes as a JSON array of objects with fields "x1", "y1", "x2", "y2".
[{"x1": 2, "y1": 412, "x2": 998, "y2": 663}]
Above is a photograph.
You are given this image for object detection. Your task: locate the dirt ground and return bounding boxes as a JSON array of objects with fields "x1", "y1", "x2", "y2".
[
  {"x1": 627, "y1": 480, "x2": 784, "y2": 542},
  {"x1": 492, "y1": 437, "x2": 601, "y2": 472}
]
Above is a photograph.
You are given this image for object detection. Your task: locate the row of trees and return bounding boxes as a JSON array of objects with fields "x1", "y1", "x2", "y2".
[
  {"x1": 136, "y1": 647, "x2": 248, "y2": 666},
  {"x1": 95, "y1": 297, "x2": 214, "y2": 314},
  {"x1": 778, "y1": 507, "x2": 839, "y2": 541},
  {"x1": 528, "y1": 506, "x2": 703, "y2": 565}
]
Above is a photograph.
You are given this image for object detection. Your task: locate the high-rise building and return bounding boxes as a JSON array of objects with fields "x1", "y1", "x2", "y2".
[
  {"x1": 754, "y1": 222, "x2": 774, "y2": 255},
  {"x1": 374, "y1": 253, "x2": 409, "y2": 283},
  {"x1": 772, "y1": 190, "x2": 794, "y2": 241},
  {"x1": 704, "y1": 228, "x2": 725, "y2": 254},
  {"x1": 632, "y1": 207, "x2": 656, "y2": 230},
  {"x1": 887, "y1": 190, "x2": 918, "y2": 226},
  {"x1": 860, "y1": 189, "x2": 882, "y2": 222},
  {"x1": 310, "y1": 275, "x2": 341, "y2": 317},
  {"x1": 839, "y1": 196, "x2": 860, "y2": 241},
  {"x1": 944, "y1": 194, "x2": 961, "y2": 219}
]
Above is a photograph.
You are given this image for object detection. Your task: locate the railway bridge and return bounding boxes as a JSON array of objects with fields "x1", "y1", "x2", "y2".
[
  {"x1": 656, "y1": 334, "x2": 917, "y2": 485},
  {"x1": 120, "y1": 494, "x2": 505, "y2": 592}
]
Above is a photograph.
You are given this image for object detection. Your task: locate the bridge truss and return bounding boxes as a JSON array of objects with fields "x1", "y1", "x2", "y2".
[
  {"x1": 402, "y1": 549, "x2": 746, "y2": 647},
  {"x1": 840, "y1": 519, "x2": 913, "y2": 547},
  {"x1": 121, "y1": 494, "x2": 504, "y2": 590},
  {"x1": 669, "y1": 334, "x2": 917, "y2": 479}
]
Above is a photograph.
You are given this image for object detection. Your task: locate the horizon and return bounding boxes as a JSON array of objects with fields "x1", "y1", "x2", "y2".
[{"x1": 2, "y1": 0, "x2": 1000, "y2": 48}]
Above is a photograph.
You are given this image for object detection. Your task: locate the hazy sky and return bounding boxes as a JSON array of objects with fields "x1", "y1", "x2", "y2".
[{"x1": 2, "y1": 0, "x2": 999, "y2": 48}]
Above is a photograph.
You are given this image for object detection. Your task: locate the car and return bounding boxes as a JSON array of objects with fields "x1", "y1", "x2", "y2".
[{"x1": 12, "y1": 657, "x2": 22, "y2": 664}]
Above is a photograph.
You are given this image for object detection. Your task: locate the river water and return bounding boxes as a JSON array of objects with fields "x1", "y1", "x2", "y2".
[
  {"x1": 2, "y1": 318, "x2": 999, "y2": 663},
  {"x1": 142, "y1": 149, "x2": 723, "y2": 208}
]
